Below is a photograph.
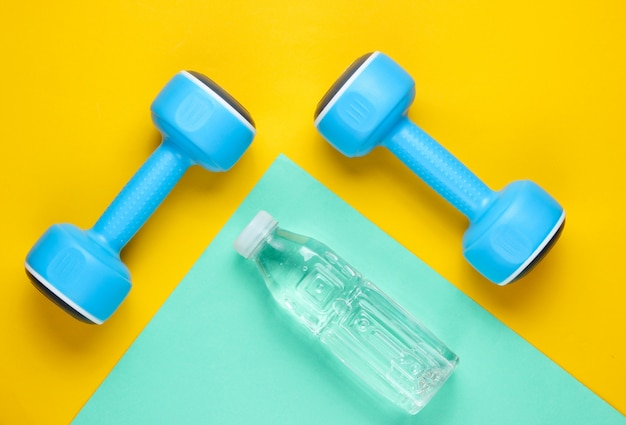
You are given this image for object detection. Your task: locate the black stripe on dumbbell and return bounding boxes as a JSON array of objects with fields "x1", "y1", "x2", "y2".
[
  {"x1": 314, "y1": 52, "x2": 375, "y2": 119},
  {"x1": 186, "y1": 71, "x2": 255, "y2": 128}
]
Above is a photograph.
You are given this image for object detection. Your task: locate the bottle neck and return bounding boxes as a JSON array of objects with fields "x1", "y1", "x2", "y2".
[
  {"x1": 251, "y1": 227, "x2": 307, "y2": 259},
  {"x1": 233, "y1": 211, "x2": 279, "y2": 259},
  {"x1": 248, "y1": 228, "x2": 277, "y2": 260}
]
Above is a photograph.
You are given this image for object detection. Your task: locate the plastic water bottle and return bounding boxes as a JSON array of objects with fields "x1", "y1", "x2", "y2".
[{"x1": 233, "y1": 211, "x2": 458, "y2": 415}]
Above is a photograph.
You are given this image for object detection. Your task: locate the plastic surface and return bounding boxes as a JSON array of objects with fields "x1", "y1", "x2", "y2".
[
  {"x1": 151, "y1": 71, "x2": 256, "y2": 172},
  {"x1": 235, "y1": 210, "x2": 458, "y2": 415},
  {"x1": 314, "y1": 51, "x2": 565, "y2": 285},
  {"x1": 385, "y1": 119, "x2": 493, "y2": 220},
  {"x1": 92, "y1": 144, "x2": 190, "y2": 253},
  {"x1": 315, "y1": 52, "x2": 415, "y2": 157},
  {"x1": 25, "y1": 224, "x2": 131, "y2": 324},
  {"x1": 24, "y1": 71, "x2": 255, "y2": 323},
  {"x1": 463, "y1": 180, "x2": 565, "y2": 284}
]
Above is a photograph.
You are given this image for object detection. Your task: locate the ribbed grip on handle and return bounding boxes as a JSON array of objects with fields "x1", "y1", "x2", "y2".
[
  {"x1": 384, "y1": 118, "x2": 493, "y2": 219},
  {"x1": 91, "y1": 142, "x2": 191, "y2": 252}
]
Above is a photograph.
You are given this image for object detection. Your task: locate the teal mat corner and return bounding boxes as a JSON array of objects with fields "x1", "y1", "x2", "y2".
[{"x1": 73, "y1": 155, "x2": 625, "y2": 425}]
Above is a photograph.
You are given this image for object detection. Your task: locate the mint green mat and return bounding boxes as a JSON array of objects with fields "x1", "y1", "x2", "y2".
[{"x1": 73, "y1": 155, "x2": 625, "y2": 424}]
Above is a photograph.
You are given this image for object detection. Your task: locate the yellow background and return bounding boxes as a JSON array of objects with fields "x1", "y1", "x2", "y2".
[{"x1": 1, "y1": 0, "x2": 625, "y2": 423}]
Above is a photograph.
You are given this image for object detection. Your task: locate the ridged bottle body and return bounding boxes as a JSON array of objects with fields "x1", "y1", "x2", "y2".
[{"x1": 250, "y1": 227, "x2": 457, "y2": 414}]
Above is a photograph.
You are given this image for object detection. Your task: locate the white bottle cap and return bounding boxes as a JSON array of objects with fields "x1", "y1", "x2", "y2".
[{"x1": 233, "y1": 210, "x2": 278, "y2": 259}]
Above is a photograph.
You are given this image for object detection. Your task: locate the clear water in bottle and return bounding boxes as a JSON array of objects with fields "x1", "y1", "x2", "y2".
[{"x1": 233, "y1": 211, "x2": 458, "y2": 414}]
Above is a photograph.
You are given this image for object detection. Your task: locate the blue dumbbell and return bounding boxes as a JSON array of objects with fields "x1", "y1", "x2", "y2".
[
  {"x1": 26, "y1": 71, "x2": 256, "y2": 323},
  {"x1": 314, "y1": 52, "x2": 564, "y2": 285}
]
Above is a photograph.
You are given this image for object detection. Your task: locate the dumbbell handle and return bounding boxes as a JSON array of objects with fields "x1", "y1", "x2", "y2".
[
  {"x1": 91, "y1": 142, "x2": 191, "y2": 252},
  {"x1": 383, "y1": 118, "x2": 494, "y2": 221}
]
